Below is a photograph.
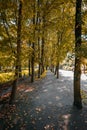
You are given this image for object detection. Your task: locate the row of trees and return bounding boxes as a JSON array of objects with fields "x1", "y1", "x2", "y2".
[{"x1": 0, "y1": 0, "x2": 87, "y2": 108}]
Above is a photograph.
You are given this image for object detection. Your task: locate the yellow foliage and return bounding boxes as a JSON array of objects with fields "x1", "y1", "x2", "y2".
[
  {"x1": 81, "y1": 90, "x2": 87, "y2": 99},
  {"x1": 0, "y1": 72, "x2": 14, "y2": 83},
  {"x1": 41, "y1": 71, "x2": 46, "y2": 78}
]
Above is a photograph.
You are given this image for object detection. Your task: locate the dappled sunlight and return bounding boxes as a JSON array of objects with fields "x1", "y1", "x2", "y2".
[
  {"x1": 0, "y1": 92, "x2": 11, "y2": 102},
  {"x1": 56, "y1": 87, "x2": 63, "y2": 90},
  {"x1": 62, "y1": 114, "x2": 71, "y2": 130},
  {"x1": 44, "y1": 124, "x2": 54, "y2": 130},
  {"x1": 35, "y1": 107, "x2": 42, "y2": 112},
  {"x1": 24, "y1": 87, "x2": 34, "y2": 93},
  {"x1": 43, "y1": 89, "x2": 48, "y2": 92},
  {"x1": 35, "y1": 96, "x2": 40, "y2": 99},
  {"x1": 1, "y1": 70, "x2": 87, "y2": 130},
  {"x1": 62, "y1": 114, "x2": 71, "y2": 119},
  {"x1": 17, "y1": 85, "x2": 35, "y2": 93},
  {"x1": 58, "y1": 79, "x2": 65, "y2": 82},
  {"x1": 62, "y1": 86, "x2": 67, "y2": 89},
  {"x1": 55, "y1": 96, "x2": 60, "y2": 100},
  {"x1": 48, "y1": 101, "x2": 53, "y2": 105},
  {"x1": 0, "y1": 0, "x2": 87, "y2": 128},
  {"x1": 58, "y1": 89, "x2": 64, "y2": 92},
  {"x1": 58, "y1": 103, "x2": 63, "y2": 107},
  {"x1": 59, "y1": 86, "x2": 72, "y2": 93},
  {"x1": 17, "y1": 84, "x2": 26, "y2": 91}
]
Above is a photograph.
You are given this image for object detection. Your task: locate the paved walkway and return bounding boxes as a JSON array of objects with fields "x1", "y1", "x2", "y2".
[{"x1": 0, "y1": 70, "x2": 87, "y2": 130}]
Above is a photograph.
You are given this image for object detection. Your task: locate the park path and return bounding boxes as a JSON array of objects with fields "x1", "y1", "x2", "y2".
[{"x1": 1, "y1": 70, "x2": 87, "y2": 130}]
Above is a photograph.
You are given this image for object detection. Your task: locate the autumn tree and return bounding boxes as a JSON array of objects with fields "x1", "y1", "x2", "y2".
[{"x1": 10, "y1": 0, "x2": 23, "y2": 103}]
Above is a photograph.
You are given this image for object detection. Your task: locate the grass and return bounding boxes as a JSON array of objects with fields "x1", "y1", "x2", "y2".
[
  {"x1": 0, "y1": 69, "x2": 46, "y2": 84},
  {"x1": 0, "y1": 69, "x2": 29, "y2": 84}
]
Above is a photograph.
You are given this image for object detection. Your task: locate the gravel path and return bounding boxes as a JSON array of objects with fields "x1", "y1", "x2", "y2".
[{"x1": 0, "y1": 70, "x2": 87, "y2": 130}]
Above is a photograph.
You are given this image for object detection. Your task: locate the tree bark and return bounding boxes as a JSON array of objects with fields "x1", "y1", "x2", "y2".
[
  {"x1": 28, "y1": 59, "x2": 31, "y2": 76},
  {"x1": 41, "y1": 15, "x2": 45, "y2": 74},
  {"x1": 73, "y1": 0, "x2": 82, "y2": 109},
  {"x1": 31, "y1": 39, "x2": 35, "y2": 82},
  {"x1": 41, "y1": 36, "x2": 45, "y2": 74},
  {"x1": 0, "y1": 66, "x2": 2, "y2": 71},
  {"x1": 56, "y1": 32, "x2": 60, "y2": 78},
  {"x1": 16, "y1": 0, "x2": 22, "y2": 78},
  {"x1": 31, "y1": 1, "x2": 35, "y2": 82},
  {"x1": 37, "y1": 0, "x2": 41, "y2": 78},
  {"x1": 54, "y1": 66, "x2": 57, "y2": 75},
  {"x1": 9, "y1": 0, "x2": 22, "y2": 104},
  {"x1": 56, "y1": 63, "x2": 59, "y2": 79},
  {"x1": 38, "y1": 37, "x2": 41, "y2": 78}
]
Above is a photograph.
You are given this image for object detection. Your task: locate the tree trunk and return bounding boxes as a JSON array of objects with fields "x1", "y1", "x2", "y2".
[
  {"x1": 41, "y1": 15, "x2": 45, "y2": 74},
  {"x1": 37, "y1": 0, "x2": 41, "y2": 78},
  {"x1": 0, "y1": 66, "x2": 2, "y2": 71},
  {"x1": 9, "y1": 0, "x2": 22, "y2": 104},
  {"x1": 31, "y1": 40, "x2": 35, "y2": 82},
  {"x1": 31, "y1": 1, "x2": 35, "y2": 82},
  {"x1": 73, "y1": 0, "x2": 82, "y2": 109},
  {"x1": 28, "y1": 59, "x2": 31, "y2": 76},
  {"x1": 31, "y1": 53, "x2": 34, "y2": 82},
  {"x1": 56, "y1": 63, "x2": 59, "y2": 79},
  {"x1": 46, "y1": 66, "x2": 48, "y2": 70},
  {"x1": 16, "y1": 0, "x2": 22, "y2": 78},
  {"x1": 38, "y1": 37, "x2": 41, "y2": 78},
  {"x1": 19, "y1": 65, "x2": 22, "y2": 77},
  {"x1": 52, "y1": 65, "x2": 54, "y2": 73},
  {"x1": 41, "y1": 36, "x2": 45, "y2": 74},
  {"x1": 38, "y1": 63, "x2": 41, "y2": 78},
  {"x1": 54, "y1": 66, "x2": 57, "y2": 75}
]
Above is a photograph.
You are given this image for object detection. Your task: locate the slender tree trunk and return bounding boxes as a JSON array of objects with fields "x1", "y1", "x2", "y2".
[
  {"x1": 19, "y1": 65, "x2": 22, "y2": 77},
  {"x1": 41, "y1": 15, "x2": 45, "y2": 74},
  {"x1": 73, "y1": 0, "x2": 82, "y2": 109},
  {"x1": 28, "y1": 60, "x2": 31, "y2": 76},
  {"x1": 0, "y1": 66, "x2": 2, "y2": 71},
  {"x1": 38, "y1": 63, "x2": 41, "y2": 78},
  {"x1": 31, "y1": 52, "x2": 34, "y2": 82},
  {"x1": 52, "y1": 65, "x2": 54, "y2": 73},
  {"x1": 9, "y1": 0, "x2": 22, "y2": 104},
  {"x1": 31, "y1": 40, "x2": 35, "y2": 82},
  {"x1": 37, "y1": 0, "x2": 41, "y2": 78},
  {"x1": 46, "y1": 66, "x2": 48, "y2": 70},
  {"x1": 56, "y1": 62, "x2": 59, "y2": 79},
  {"x1": 28, "y1": 42, "x2": 31, "y2": 77},
  {"x1": 41, "y1": 36, "x2": 45, "y2": 74},
  {"x1": 17, "y1": 0, "x2": 22, "y2": 78},
  {"x1": 31, "y1": 1, "x2": 35, "y2": 82},
  {"x1": 56, "y1": 32, "x2": 60, "y2": 78},
  {"x1": 38, "y1": 37, "x2": 41, "y2": 78},
  {"x1": 54, "y1": 66, "x2": 57, "y2": 75}
]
